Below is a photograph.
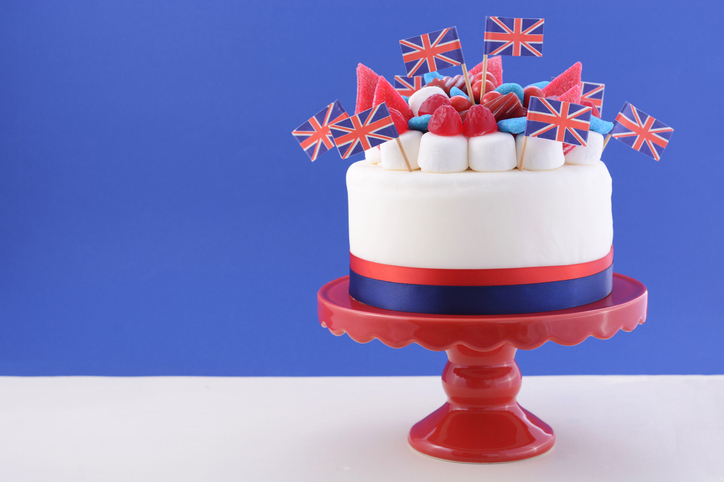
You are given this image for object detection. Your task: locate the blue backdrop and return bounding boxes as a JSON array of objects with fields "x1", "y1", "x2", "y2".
[{"x1": 1, "y1": 1, "x2": 722, "y2": 376}]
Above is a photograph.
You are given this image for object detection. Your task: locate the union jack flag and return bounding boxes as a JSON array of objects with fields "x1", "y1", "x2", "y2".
[
  {"x1": 329, "y1": 103, "x2": 399, "y2": 159},
  {"x1": 610, "y1": 102, "x2": 673, "y2": 161},
  {"x1": 394, "y1": 75, "x2": 425, "y2": 96},
  {"x1": 292, "y1": 101, "x2": 348, "y2": 161},
  {"x1": 399, "y1": 27, "x2": 464, "y2": 77},
  {"x1": 525, "y1": 97, "x2": 592, "y2": 146},
  {"x1": 483, "y1": 16, "x2": 545, "y2": 57},
  {"x1": 581, "y1": 82, "x2": 605, "y2": 116}
]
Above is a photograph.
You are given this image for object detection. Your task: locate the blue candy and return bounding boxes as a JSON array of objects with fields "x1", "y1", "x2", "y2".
[
  {"x1": 449, "y1": 87, "x2": 467, "y2": 98},
  {"x1": 526, "y1": 81, "x2": 550, "y2": 90},
  {"x1": 497, "y1": 117, "x2": 527, "y2": 134},
  {"x1": 409, "y1": 115, "x2": 432, "y2": 133},
  {"x1": 423, "y1": 72, "x2": 445, "y2": 83},
  {"x1": 590, "y1": 117, "x2": 614, "y2": 135},
  {"x1": 494, "y1": 83, "x2": 524, "y2": 104}
]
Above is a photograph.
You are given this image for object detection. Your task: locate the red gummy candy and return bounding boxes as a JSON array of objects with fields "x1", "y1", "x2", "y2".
[
  {"x1": 428, "y1": 105, "x2": 463, "y2": 136},
  {"x1": 418, "y1": 94, "x2": 452, "y2": 116},
  {"x1": 389, "y1": 107, "x2": 408, "y2": 134},
  {"x1": 462, "y1": 105, "x2": 498, "y2": 137},
  {"x1": 542, "y1": 61, "x2": 582, "y2": 98},
  {"x1": 427, "y1": 78, "x2": 451, "y2": 95},
  {"x1": 356, "y1": 63, "x2": 379, "y2": 114},
  {"x1": 482, "y1": 92, "x2": 525, "y2": 121},
  {"x1": 523, "y1": 86, "x2": 544, "y2": 108},
  {"x1": 556, "y1": 84, "x2": 581, "y2": 104},
  {"x1": 469, "y1": 55, "x2": 503, "y2": 87},
  {"x1": 471, "y1": 79, "x2": 497, "y2": 103},
  {"x1": 450, "y1": 95, "x2": 471, "y2": 114},
  {"x1": 580, "y1": 99, "x2": 601, "y2": 118},
  {"x1": 482, "y1": 90, "x2": 502, "y2": 103},
  {"x1": 373, "y1": 76, "x2": 414, "y2": 120}
]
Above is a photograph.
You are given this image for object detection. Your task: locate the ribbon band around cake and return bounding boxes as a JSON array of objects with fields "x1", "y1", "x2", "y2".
[{"x1": 349, "y1": 247, "x2": 614, "y2": 315}]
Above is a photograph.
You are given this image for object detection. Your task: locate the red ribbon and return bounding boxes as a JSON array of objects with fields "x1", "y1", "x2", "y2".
[{"x1": 350, "y1": 247, "x2": 613, "y2": 287}]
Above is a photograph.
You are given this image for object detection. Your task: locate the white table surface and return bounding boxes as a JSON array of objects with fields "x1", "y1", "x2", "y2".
[{"x1": 0, "y1": 375, "x2": 722, "y2": 481}]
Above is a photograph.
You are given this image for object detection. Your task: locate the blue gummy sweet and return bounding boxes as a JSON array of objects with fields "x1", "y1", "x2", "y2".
[
  {"x1": 408, "y1": 115, "x2": 432, "y2": 133},
  {"x1": 449, "y1": 87, "x2": 467, "y2": 98},
  {"x1": 526, "y1": 81, "x2": 550, "y2": 90},
  {"x1": 497, "y1": 117, "x2": 527, "y2": 134},
  {"x1": 494, "y1": 83, "x2": 524, "y2": 103},
  {"x1": 590, "y1": 117, "x2": 614, "y2": 135},
  {"x1": 423, "y1": 71, "x2": 445, "y2": 83}
]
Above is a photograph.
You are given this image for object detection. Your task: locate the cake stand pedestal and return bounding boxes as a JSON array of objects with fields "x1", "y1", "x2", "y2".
[{"x1": 317, "y1": 273, "x2": 647, "y2": 463}]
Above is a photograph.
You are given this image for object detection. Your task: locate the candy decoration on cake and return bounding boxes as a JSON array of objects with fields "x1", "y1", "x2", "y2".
[
  {"x1": 399, "y1": 27, "x2": 475, "y2": 105},
  {"x1": 479, "y1": 17, "x2": 545, "y2": 99},
  {"x1": 605, "y1": 102, "x2": 673, "y2": 161},
  {"x1": 329, "y1": 102, "x2": 413, "y2": 170},
  {"x1": 394, "y1": 75, "x2": 425, "y2": 97},
  {"x1": 581, "y1": 81, "x2": 605, "y2": 116},
  {"x1": 291, "y1": 100, "x2": 349, "y2": 162},
  {"x1": 520, "y1": 97, "x2": 592, "y2": 170}
]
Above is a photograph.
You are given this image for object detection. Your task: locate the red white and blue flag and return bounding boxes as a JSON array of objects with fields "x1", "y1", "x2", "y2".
[
  {"x1": 483, "y1": 16, "x2": 545, "y2": 57},
  {"x1": 329, "y1": 103, "x2": 399, "y2": 159},
  {"x1": 581, "y1": 82, "x2": 605, "y2": 116},
  {"x1": 525, "y1": 97, "x2": 592, "y2": 146},
  {"x1": 610, "y1": 102, "x2": 673, "y2": 161},
  {"x1": 292, "y1": 100, "x2": 349, "y2": 161},
  {"x1": 394, "y1": 75, "x2": 425, "y2": 97},
  {"x1": 399, "y1": 27, "x2": 464, "y2": 77}
]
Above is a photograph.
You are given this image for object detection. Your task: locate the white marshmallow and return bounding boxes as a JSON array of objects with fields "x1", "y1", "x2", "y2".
[
  {"x1": 408, "y1": 86, "x2": 448, "y2": 117},
  {"x1": 565, "y1": 131, "x2": 604, "y2": 166},
  {"x1": 380, "y1": 130, "x2": 422, "y2": 170},
  {"x1": 516, "y1": 135, "x2": 565, "y2": 171},
  {"x1": 418, "y1": 133, "x2": 468, "y2": 173},
  {"x1": 468, "y1": 132, "x2": 517, "y2": 172},
  {"x1": 364, "y1": 146, "x2": 381, "y2": 164}
]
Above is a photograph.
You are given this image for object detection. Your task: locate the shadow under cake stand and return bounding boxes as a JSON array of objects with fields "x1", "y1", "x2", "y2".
[{"x1": 317, "y1": 273, "x2": 647, "y2": 463}]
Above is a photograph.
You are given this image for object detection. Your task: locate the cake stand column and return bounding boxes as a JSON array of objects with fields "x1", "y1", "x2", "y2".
[{"x1": 408, "y1": 344, "x2": 555, "y2": 463}]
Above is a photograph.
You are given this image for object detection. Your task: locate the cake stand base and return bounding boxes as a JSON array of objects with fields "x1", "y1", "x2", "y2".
[{"x1": 318, "y1": 273, "x2": 647, "y2": 464}]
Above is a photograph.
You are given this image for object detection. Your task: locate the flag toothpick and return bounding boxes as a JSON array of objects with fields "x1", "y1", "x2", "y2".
[{"x1": 396, "y1": 138, "x2": 413, "y2": 172}]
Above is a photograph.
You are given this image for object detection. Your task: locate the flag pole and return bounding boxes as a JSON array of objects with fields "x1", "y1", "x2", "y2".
[
  {"x1": 518, "y1": 136, "x2": 528, "y2": 171},
  {"x1": 479, "y1": 54, "x2": 489, "y2": 102},
  {"x1": 602, "y1": 133, "x2": 612, "y2": 152},
  {"x1": 396, "y1": 138, "x2": 413, "y2": 172},
  {"x1": 461, "y1": 63, "x2": 475, "y2": 105}
]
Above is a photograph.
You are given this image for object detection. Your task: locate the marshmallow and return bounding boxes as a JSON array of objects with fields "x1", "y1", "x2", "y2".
[
  {"x1": 565, "y1": 132, "x2": 604, "y2": 166},
  {"x1": 418, "y1": 133, "x2": 468, "y2": 173},
  {"x1": 408, "y1": 86, "x2": 447, "y2": 117},
  {"x1": 469, "y1": 132, "x2": 517, "y2": 172},
  {"x1": 380, "y1": 130, "x2": 422, "y2": 171},
  {"x1": 365, "y1": 146, "x2": 381, "y2": 164},
  {"x1": 516, "y1": 135, "x2": 565, "y2": 171}
]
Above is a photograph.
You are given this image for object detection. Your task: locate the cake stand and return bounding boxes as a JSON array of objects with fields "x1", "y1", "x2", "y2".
[{"x1": 317, "y1": 273, "x2": 647, "y2": 463}]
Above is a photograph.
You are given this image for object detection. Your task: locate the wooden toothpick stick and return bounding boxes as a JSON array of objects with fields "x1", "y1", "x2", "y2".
[
  {"x1": 602, "y1": 133, "x2": 612, "y2": 152},
  {"x1": 461, "y1": 63, "x2": 475, "y2": 105},
  {"x1": 518, "y1": 136, "x2": 529, "y2": 171},
  {"x1": 396, "y1": 137, "x2": 413, "y2": 172},
  {"x1": 480, "y1": 54, "x2": 489, "y2": 101}
]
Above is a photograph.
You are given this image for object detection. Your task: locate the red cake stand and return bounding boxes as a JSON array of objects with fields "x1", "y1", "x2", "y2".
[{"x1": 317, "y1": 273, "x2": 647, "y2": 463}]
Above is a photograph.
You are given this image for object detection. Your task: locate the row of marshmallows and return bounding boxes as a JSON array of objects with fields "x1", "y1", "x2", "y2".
[{"x1": 365, "y1": 85, "x2": 605, "y2": 173}]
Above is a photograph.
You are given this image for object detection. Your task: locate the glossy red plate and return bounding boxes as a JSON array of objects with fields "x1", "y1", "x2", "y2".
[{"x1": 318, "y1": 273, "x2": 647, "y2": 463}]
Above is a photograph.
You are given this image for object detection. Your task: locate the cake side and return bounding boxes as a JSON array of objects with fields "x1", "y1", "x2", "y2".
[{"x1": 347, "y1": 160, "x2": 613, "y2": 270}]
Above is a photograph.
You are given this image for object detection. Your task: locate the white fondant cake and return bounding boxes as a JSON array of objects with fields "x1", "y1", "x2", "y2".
[{"x1": 347, "y1": 160, "x2": 612, "y2": 270}]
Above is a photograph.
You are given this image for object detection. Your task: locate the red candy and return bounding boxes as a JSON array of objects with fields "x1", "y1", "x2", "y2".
[
  {"x1": 580, "y1": 99, "x2": 601, "y2": 118},
  {"x1": 356, "y1": 63, "x2": 379, "y2": 114},
  {"x1": 389, "y1": 107, "x2": 408, "y2": 134},
  {"x1": 450, "y1": 95, "x2": 471, "y2": 114},
  {"x1": 523, "y1": 86, "x2": 544, "y2": 108},
  {"x1": 482, "y1": 92, "x2": 525, "y2": 121},
  {"x1": 429, "y1": 75, "x2": 466, "y2": 95},
  {"x1": 373, "y1": 76, "x2": 414, "y2": 120},
  {"x1": 469, "y1": 55, "x2": 503, "y2": 87},
  {"x1": 542, "y1": 61, "x2": 582, "y2": 98},
  {"x1": 426, "y1": 78, "x2": 451, "y2": 95},
  {"x1": 556, "y1": 84, "x2": 581, "y2": 104},
  {"x1": 471, "y1": 79, "x2": 497, "y2": 103},
  {"x1": 428, "y1": 105, "x2": 463, "y2": 136},
  {"x1": 418, "y1": 94, "x2": 452, "y2": 116},
  {"x1": 462, "y1": 105, "x2": 498, "y2": 137},
  {"x1": 482, "y1": 91, "x2": 502, "y2": 103}
]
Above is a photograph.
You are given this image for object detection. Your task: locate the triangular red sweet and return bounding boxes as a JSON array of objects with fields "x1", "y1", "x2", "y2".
[
  {"x1": 556, "y1": 84, "x2": 581, "y2": 105},
  {"x1": 373, "y1": 76, "x2": 414, "y2": 121},
  {"x1": 356, "y1": 63, "x2": 380, "y2": 114},
  {"x1": 542, "y1": 61, "x2": 582, "y2": 98},
  {"x1": 469, "y1": 55, "x2": 503, "y2": 87}
]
